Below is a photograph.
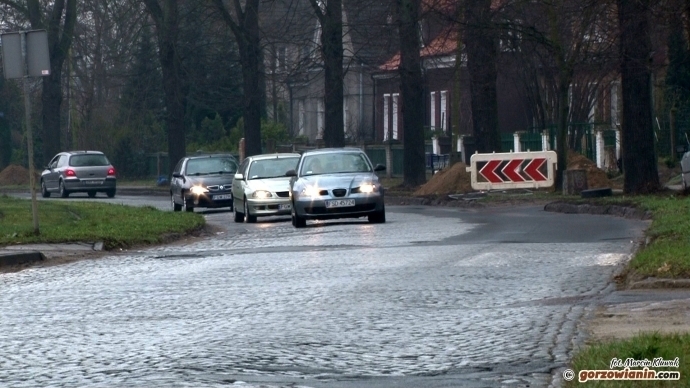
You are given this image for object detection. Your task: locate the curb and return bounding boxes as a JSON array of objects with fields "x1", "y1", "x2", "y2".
[
  {"x1": 543, "y1": 201, "x2": 653, "y2": 220},
  {"x1": 0, "y1": 251, "x2": 46, "y2": 267}
]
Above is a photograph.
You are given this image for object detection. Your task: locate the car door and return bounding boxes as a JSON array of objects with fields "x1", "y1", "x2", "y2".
[
  {"x1": 44, "y1": 155, "x2": 61, "y2": 190},
  {"x1": 170, "y1": 159, "x2": 185, "y2": 204},
  {"x1": 232, "y1": 159, "x2": 249, "y2": 209}
]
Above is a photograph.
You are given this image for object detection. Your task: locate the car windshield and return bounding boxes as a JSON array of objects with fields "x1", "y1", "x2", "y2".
[
  {"x1": 300, "y1": 153, "x2": 371, "y2": 176},
  {"x1": 248, "y1": 157, "x2": 299, "y2": 179},
  {"x1": 185, "y1": 157, "x2": 238, "y2": 175},
  {"x1": 69, "y1": 154, "x2": 110, "y2": 167}
]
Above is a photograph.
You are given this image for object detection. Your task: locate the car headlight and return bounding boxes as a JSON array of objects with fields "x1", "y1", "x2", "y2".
[
  {"x1": 359, "y1": 183, "x2": 377, "y2": 193},
  {"x1": 190, "y1": 185, "x2": 208, "y2": 195},
  {"x1": 252, "y1": 190, "x2": 272, "y2": 199},
  {"x1": 301, "y1": 185, "x2": 322, "y2": 197}
]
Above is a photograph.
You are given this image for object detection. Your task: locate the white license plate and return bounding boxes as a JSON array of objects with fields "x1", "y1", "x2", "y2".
[
  {"x1": 84, "y1": 180, "x2": 102, "y2": 185},
  {"x1": 212, "y1": 194, "x2": 232, "y2": 200},
  {"x1": 278, "y1": 204, "x2": 292, "y2": 210},
  {"x1": 325, "y1": 199, "x2": 355, "y2": 208}
]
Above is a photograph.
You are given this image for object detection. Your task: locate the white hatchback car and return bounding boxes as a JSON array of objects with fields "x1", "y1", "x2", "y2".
[{"x1": 231, "y1": 153, "x2": 300, "y2": 223}]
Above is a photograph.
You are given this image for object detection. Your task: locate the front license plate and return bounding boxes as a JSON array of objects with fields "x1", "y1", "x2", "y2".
[
  {"x1": 278, "y1": 204, "x2": 292, "y2": 210},
  {"x1": 212, "y1": 194, "x2": 232, "y2": 200},
  {"x1": 325, "y1": 199, "x2": 355, "y2": 208}
]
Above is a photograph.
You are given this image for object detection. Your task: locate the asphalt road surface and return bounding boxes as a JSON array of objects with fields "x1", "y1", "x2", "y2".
[{"x1": 0, "y1": 194, "x2": 648, "y2": 387}]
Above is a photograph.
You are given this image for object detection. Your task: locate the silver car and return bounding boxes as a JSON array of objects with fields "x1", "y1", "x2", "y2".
[
  {"x1": 40, "y1": 151, "x2": 117, "y2": 198},
  {"x1": 232, "y1": 153, "x2": 301, "y2": 223},
  {"x1": 287, "y1": 148, "x2": 386, "y2": 228},
  {"x1": 682, "y1": 150, "x2": 690, "y2": 191}
]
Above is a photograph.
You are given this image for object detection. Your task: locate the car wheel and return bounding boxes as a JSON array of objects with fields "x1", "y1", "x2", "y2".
[
  {"x1": 41, "y1": 180, "x2": 50, "y2": 198},
  {"x1": 291, "y1": 202, "x2": 306, "y2": 228},
  {"x1": 244, "y1": 198, "x2": 257, "y2": 223},
  {"x1": 88, "y1": 191, "x2": 97, "y2": 198},
  {"x1": 106, "y1": 189, "x2": 116, "y2": 198},
  {"x1": 233, "y1": 200, "x2": 244, "y2": 222},
  {"x1": 59, "y1": 180, "x2": 69, "y2": 198},
  {"x1": 368, "y1": 205, "x2": 386, "y2": 224},
  {"x1": 183, "y1": 194, "x2": 194, "y2": 212},
  {"x1": 172, "y1": 194, "x2": 182, "y2": 212}
]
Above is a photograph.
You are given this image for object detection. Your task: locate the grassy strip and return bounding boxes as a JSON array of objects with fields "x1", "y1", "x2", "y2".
[
  {"x1": 597, "y1": 195, "x2": 690, "y2": 279},
  {"x1": 0, "y1": 196, "x2": 205, "y2": 249},
  {"x1": 566, "y1": 332, "x2": 690, "y2": 387}
]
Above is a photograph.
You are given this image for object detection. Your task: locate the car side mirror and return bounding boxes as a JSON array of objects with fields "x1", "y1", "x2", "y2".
[
  {"x1": 234, "y1": 173, "x2": 243, "y2": 180},
  {"x1": 285, "y1": 169, "x2": 297, "y2": 177},
  {"x1": 172, "y1": 172, "x2": 182, "y2": 178},
  {"x1": 374, "y1": 164, "x2": 386, "y2": 172}
]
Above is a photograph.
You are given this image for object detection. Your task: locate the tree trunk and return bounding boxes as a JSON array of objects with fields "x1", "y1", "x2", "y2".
[
  {"x1": 464, "y1": 0, "x2": 500, "y2": 153},
  {"x1": 321, "y1": 0, "x2": 344, "y2": 148},
  {"x1": 396, "y1": 0, "x2": 426, "y2": 186},
  {"x1": 24, "y1": 0, "x2": 77, "y2": 163},
  {"x1": 617, "y1": 0, "x2": 659, "y2": 193},
  {"x1": 555, "y1": 77, "x2": 570, "y2": 190},
  {"x1": 144, "y1": 0, "x2": 187, "y2": 175},
  {"x1": 239, "y1": 0, "x2": 263, "y2": 157}
]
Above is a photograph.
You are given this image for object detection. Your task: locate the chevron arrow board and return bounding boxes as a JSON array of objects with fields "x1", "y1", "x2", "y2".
[{"x1": 467, "y1": 151, "x2": 558, "y2": 191}]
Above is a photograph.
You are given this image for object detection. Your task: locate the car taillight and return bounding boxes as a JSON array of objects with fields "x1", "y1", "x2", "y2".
[
  {"x1": 108, "y1": 168, "x2": 116, "y2": 176},
  {"x1": 65, "y1": 169, "x2": 76, "y2": 177}
]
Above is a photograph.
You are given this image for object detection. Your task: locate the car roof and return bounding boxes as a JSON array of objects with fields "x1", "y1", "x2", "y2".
[
  {"x1": 185, "y1": 153, "x2": 237, "y2": 160},
  {"x1": 64, "y1": 150, "x2": 105, "y2": 155},
  {"x1": 248, "y1": 153, "x2": 300, "y2": 161},
  {"x1": 300, "y1": 147, "x2": 364, "y2": 156}
]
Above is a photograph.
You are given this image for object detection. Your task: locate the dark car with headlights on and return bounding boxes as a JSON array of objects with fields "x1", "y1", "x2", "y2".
[
  {"x1": 170, "y1": 154, "x2": 238, "y2": 212},
  {"x1": 232, "y1": 153, "x2": 300, "y2": 223},
  {"x1": 40, "y1": 150, "x2": 117, "y2": 198},
  {"x1": 287, "y1": 148, "x2": 386, "y2": 228}
]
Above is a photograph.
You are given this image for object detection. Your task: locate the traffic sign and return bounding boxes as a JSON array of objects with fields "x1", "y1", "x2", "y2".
[{"x1": 466, "y1": 151, "x2": 557, "y2": 191}]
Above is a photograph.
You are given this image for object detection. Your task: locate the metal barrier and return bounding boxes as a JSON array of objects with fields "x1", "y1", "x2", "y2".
[{"x1": 426, "y1": 153, "x2": 450, "y2": 174}]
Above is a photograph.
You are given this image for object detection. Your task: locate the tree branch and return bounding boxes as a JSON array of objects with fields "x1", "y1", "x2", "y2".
[
  {"x1": 0, "y1": 0, "x2": 29, "y2": 19},
  {"x1": 211, "y1": 0, "x2": 241, "y2": 41},
  {"x1": 308, "y1": 0, "x2": 324, "y2": 25},
  {"x1": 142, "y1": 0, "x2": 164, "y2": 25}
]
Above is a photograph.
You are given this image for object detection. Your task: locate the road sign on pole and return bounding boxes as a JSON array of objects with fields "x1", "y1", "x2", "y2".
[
  {"x1": 466, "y1": 150, "x2": 558, "y2": 191},
  {"x1": 1, "y1": 30, "x2": 50, "y2": 235}
]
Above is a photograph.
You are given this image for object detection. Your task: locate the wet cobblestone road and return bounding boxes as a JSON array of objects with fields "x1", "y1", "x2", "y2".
[{"x1": 0, "y1": 203, "x2": 647, "y2": 388}]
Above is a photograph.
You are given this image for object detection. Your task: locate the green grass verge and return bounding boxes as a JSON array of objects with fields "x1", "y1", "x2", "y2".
[
  {"x1": 596, "y1": 195, "x2": 690, "y2": 279},
  {"x1": 0, "y1": 196, "x2": 205, "y2": 249},
  {"x1": 566, "y1": 332, "x2": 689, "y2": 387}
]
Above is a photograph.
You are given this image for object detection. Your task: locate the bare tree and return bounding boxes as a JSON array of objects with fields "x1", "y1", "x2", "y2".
[
  {"x1": 394, "y1": 0, "x2": 426, "y2": 186},
  {"x1": 0, "y1": 0, "x2": 77, "y2": 163},
  {"x1": 617, "y1": 0, "x2": 659, "y2": 193},
  {"x1": 142, "y1": 0, "x2": 187, "y2": 174},
  {"x1": 464, "y1": 0, "x2": 500, "y2": 153},
  {"x1": 211, "y1": 0, "x2": 265, "y2": 157},
  {"x1": 309, "y1": 0, "x2": 344, "y2": 147}
]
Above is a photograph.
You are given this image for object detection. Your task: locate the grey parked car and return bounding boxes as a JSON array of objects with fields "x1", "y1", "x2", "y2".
[
  {"x1": 232, "y1": 153, "x2": 300, "y2": 223},
  {"x1": 170, "y1": 154, "x2": 238, "y2": 212},
  {"x1": 287, "y1": 148, "x2": 386, "y2": 228},
  {"x1": 40, "y1": 151, "x2": 117, "y2": 198}
]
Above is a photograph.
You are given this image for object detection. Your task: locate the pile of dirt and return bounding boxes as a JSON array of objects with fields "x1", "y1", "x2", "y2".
[
  {"x1": 567, "y1": 151, "x2": 613, "y2": 189},
  {"x1": 0, "y1": 165, "x2": 34, "y2": 186},
  {"x1": 413, "y1": 162, "x2": 473, "y2": 196}
]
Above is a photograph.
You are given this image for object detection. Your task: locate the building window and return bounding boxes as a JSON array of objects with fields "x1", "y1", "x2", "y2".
[
  {"x1": 383, "y1": 94, "x2": 390, "y2": 141},
  {"x1": 298, "y1": 100, "x2": 305, "y2": 135},
  {"x1": 317, "y1": 100, "x2": 324, "y2": 139},
  {"x1": 440, "y1": 91, "x2": 448, "y2": 133},
  {"x1": 392, "y1": 93, "x2": 399, "y2": 140},
  {"x1": 611, "y1": 82, "x2": 620, "y2": 126},
  {"x1": 430, "y1": 92, "x2": 436, "y2": 130}
]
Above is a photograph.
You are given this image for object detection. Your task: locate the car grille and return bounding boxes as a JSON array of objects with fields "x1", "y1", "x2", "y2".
[
  {"x1": 332, "y1": 188, "x2": 347, "y2": 197},
  {"x1": 275, "y1": 191, "x2": 290, "y2": 198},
  {"x1": 305, "y1": 203, "x2": 376, "y2": 214},
  {"x1": 206, "y1": 185, "x2": 231, "y2": 191}
]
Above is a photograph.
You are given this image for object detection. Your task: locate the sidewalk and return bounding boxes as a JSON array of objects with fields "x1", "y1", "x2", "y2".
[{"x1": 0, "y1": 242, "x2": 105, "y2": 269}]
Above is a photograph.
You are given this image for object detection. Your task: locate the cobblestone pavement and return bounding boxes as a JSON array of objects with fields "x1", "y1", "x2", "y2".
[{"x1": 0, "y1": 205, "x2": 647, "y2": 388}]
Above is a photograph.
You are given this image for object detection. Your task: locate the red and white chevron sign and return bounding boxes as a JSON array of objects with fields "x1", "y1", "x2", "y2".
[{"x1": 466, "y1": 151, "x2": 557, "y2": 190}]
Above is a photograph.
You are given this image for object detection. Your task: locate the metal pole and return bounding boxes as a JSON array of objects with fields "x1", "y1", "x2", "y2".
[{"x1": 21, "y1": 31, "x2": 39, "y2": 235}]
